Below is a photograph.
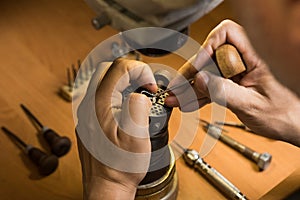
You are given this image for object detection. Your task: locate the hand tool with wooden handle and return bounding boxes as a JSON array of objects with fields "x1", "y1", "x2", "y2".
[
  {"x1": 155, "y1": 44, "x2": 246, "y2": 97},
  {"x1": 216, "y1": 44, "x2": 246, "y2": 78}
]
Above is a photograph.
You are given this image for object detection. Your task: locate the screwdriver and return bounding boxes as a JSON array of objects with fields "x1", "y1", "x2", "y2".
[
  {"x1": 20, "y1": 104, "x2": 71, "y2": 157},
  {"x1": 1, "y1": 127, "x2": 58, "y2": 176},
  {"x1": 200, "y1": 119, "x2": 272, "y2": 171},
  {"x1": 215, "y1": 121, "x2": 253, "y2": 133},
  {"x1": 173, "y1": 141, "x2": 248, "y2": 200}
]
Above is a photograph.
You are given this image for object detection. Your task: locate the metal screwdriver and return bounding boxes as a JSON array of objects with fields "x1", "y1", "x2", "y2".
[
  {"x1": 173, "y1": 141, "x2": 248, "y2": 200},
  {"x1": 200, "y1": 119, "x2": 272, "y2": 171},
  {"x1": 20, "y1": 104, "x2": 71, "y2": 157},
  {"x1": 215, "y1": 121, "x2": 253, "y2": 133},
  {"x1": 1, "y1": 127, "x2": 58, "y2": 176}
]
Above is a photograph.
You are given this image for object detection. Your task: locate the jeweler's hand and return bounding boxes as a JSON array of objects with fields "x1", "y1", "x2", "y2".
[
  {"x1": 76, "y1": 58, "x2": 157, "y2": 200},
  {"x1": 165, "y1": 20, "x2": 300, "y2": 146}
]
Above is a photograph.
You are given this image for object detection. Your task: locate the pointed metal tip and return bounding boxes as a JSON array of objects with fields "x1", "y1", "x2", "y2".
[
  {"x1": 198, "y1": 118, "x2": 209, "y2": 125},
  {"x1": 20, "y1": 104, "x2": 44, "y2": 129},
  {"x1": 172, "y1": 140, "x2": 186, "y2": 152}
]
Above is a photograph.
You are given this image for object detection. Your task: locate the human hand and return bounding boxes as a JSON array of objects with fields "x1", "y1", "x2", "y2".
[
  {"x1": 76, "y1": 58, "x2": 157, "y2": 199},
  {"x1": 165, "y1": 20, "x2": 300, "y2": 146}
]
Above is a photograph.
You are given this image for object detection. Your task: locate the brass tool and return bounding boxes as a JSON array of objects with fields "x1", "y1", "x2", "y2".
[
  {"x1": 200, "y1": 119, "x2": 272, "y2": 171},
  {"x1": 173, "y1": 141, "x2": 248, "y2": 200}
]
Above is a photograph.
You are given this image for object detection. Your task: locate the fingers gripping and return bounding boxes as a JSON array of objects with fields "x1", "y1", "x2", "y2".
[
  {"x1": 95, "y1": 59, "x2": 156, "y2": 151},
  {"x1": 194, "y1": 71, "x2": 258, "y2": 112},
  {"x1": 118, "y1": 93, "x2": 152, "y2": 153}
]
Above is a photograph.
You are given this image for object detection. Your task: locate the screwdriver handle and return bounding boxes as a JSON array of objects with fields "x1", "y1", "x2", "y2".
[
  {"x1": 26, "y1": 146, "x2": 59, "y2": 176},
  {"x1": 206, "y1": 124, "x2": 257, "y2": 163},
  {"x1": 42, "y1": 128, "x2": 71, "y2": 157},
  {"x1": 183, "y1": 149, "x2": 247, "y2": 200},
  {"x1": 216, "y1": 44, "x2": 246, "y2": 78},
  {"x1": 219, "y1": 134, "x2": 256, "y2": 161},
  {"x1": 194, "y1": 158, "x2": 247, "y2": 200}
]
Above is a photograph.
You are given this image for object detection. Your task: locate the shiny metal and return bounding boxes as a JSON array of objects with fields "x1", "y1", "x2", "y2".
[
  {"x1": 215, "y1": 121, "x2": 253, "y2": 133},
  {"x1": 174, "y1": 142, "x2": 248, "y2": 200},
  {"x1": 201, "y1": 119, "x2": 272, "y2": 171}
]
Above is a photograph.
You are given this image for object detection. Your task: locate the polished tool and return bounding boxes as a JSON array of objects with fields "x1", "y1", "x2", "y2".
[
  {"x1": 173, "y1": 141, "x2": 248, "y2": 200},
  {"x1": 155, "y1": 44, "x2": 246, "y2": 97},
  {"x1": 20, "y1": 104, "x2": 71, "y2": 157},
  {"x1": 215, "y1": 121, "x2": 253, "y2": 133},
  {"x1": 1, "y1": 127, "x2": 58, "y2": 176},
  {"x1": 200, "y1": 119, "x2": 272, "y2": 171}
]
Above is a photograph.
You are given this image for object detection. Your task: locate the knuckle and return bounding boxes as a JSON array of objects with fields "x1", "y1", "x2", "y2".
[{"x1": 220, "y1": 19, "x2": 235, "y2": 27}]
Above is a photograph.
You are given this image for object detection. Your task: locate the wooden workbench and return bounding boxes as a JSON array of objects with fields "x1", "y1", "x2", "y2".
[{"x1": 0, "y1": 1, "x2": 299, "y2": 199}]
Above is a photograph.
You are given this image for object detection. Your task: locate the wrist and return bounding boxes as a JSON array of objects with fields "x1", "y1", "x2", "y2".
[{"x1": 84, "y1": 176, "x2": 137, "y2": 200}]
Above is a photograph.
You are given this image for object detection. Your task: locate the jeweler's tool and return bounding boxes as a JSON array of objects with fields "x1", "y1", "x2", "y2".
[
  {"x1": 1, "y1": 127, "x2": 58, "y2": 176},
  {"x1": 155, "y1": 78, "x2": 194, "y2": 97},
  {"x1": 67, "y1": 68, "x2": 72, "y2": 92},
  {"x1": 72, "y1": 64, "x2": 78, "y2": 88},
  {"x1": 215, "y1": 121, "x2": 253, "y2": 133},
  {"x1": 173, "y1": 141, "x2": 248, "y2": 200},
  {"x1": 20, "y1": 104, "x2": 71, "y2": 157},
  {"x1": 200, "y1": 119, "x2": 272, "y2": 171},
  {"x1": 156, "y1": 44, "x2": 246, "y2": 97}
]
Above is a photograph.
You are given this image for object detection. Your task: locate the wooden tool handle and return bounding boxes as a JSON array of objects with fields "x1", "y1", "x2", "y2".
[{"x1": 216, "y1": 44, "x2": 246, "y2": 78}]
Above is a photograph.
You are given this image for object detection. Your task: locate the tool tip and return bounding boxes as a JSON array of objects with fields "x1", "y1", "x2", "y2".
[{"x1": 172, "y1": 140, "x2": 186, "y2": 151}]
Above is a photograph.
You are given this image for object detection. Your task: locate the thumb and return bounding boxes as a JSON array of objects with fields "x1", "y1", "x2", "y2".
[
  {"x1": 118, "y1": 93, "x2": 152, "y2": 153},
  {"x1": 195, "y1": 71, "x2": 256, "y2": 112}
]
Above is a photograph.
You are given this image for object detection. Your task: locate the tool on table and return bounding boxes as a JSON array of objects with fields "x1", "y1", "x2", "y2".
[
  {"x1": 200, "y1": 119, "x2": 272, "y2": 171},
  {"x1": 20, "y1": 104, "x2": 71, "y2": 157},
  {"x1": 156, "y1": 44, "x2": 246, "y2": 97},
  {"x1": 215, "y1": 121, "x2": 253, "y2": 133},
  {"x1": 173, "y1": 141, "x2": 248, "y2": 200},
  {"x1": 1, "y1": 127, "x2": 58, "y2": 176},
  {"x1": 60, "y1": 59, "x2": 86, "y2": 102}
]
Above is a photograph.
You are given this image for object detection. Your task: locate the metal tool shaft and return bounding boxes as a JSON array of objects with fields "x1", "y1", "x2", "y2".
[
  {"x1": 20, "y1": 104, "x2": 44, "y2": 130},
  {"x1": 202, "y1": 121, "x2": 272, "y2": 171},
  {"x1": 215, "y1": 121, "x2": 253, "y2": 133},
  {"x1": 173, "y1": 142, "x2": 247, "y2": 200},
  {"x1": 1, "y1": 127, "x2": 27, "y2": 149},
  {"x1": 155, "y1": 78, "x2": 194, "y2": 96}
]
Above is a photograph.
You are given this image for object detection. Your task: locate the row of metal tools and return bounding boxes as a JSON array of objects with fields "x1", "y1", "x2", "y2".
[
  {"x1": 60, "y1": 59, "x2": 88, "y2": 102},
  {"x1": 2, "y1": 104, "x2": 71, "y2": 176},
  {"x1": 174, "y1": 119, "x2": 272, "y2": 200},
  {"x1": 59, "y1": 42, "x2": 140, "y2": 102}
]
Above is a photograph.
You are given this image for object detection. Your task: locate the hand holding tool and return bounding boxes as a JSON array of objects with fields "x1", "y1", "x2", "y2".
[
  {"x1": 200, "y1": 119, "x2": 272, "y2": 171},
  {"x1": 156, "y1": 44, "x2": 246, "y2": 97},
  {"x1": 215, "y1": 44, "x2": 246, "y2": 78},
  {"x1": 1, "y1": 127, "x2": 58, "y2": 176},
  {"x1": 20, "y1": 104, "x2": 71, "y2": 157},
  {"x1": 173, "y1": 141, "x2": 248, "y2": 200}
]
